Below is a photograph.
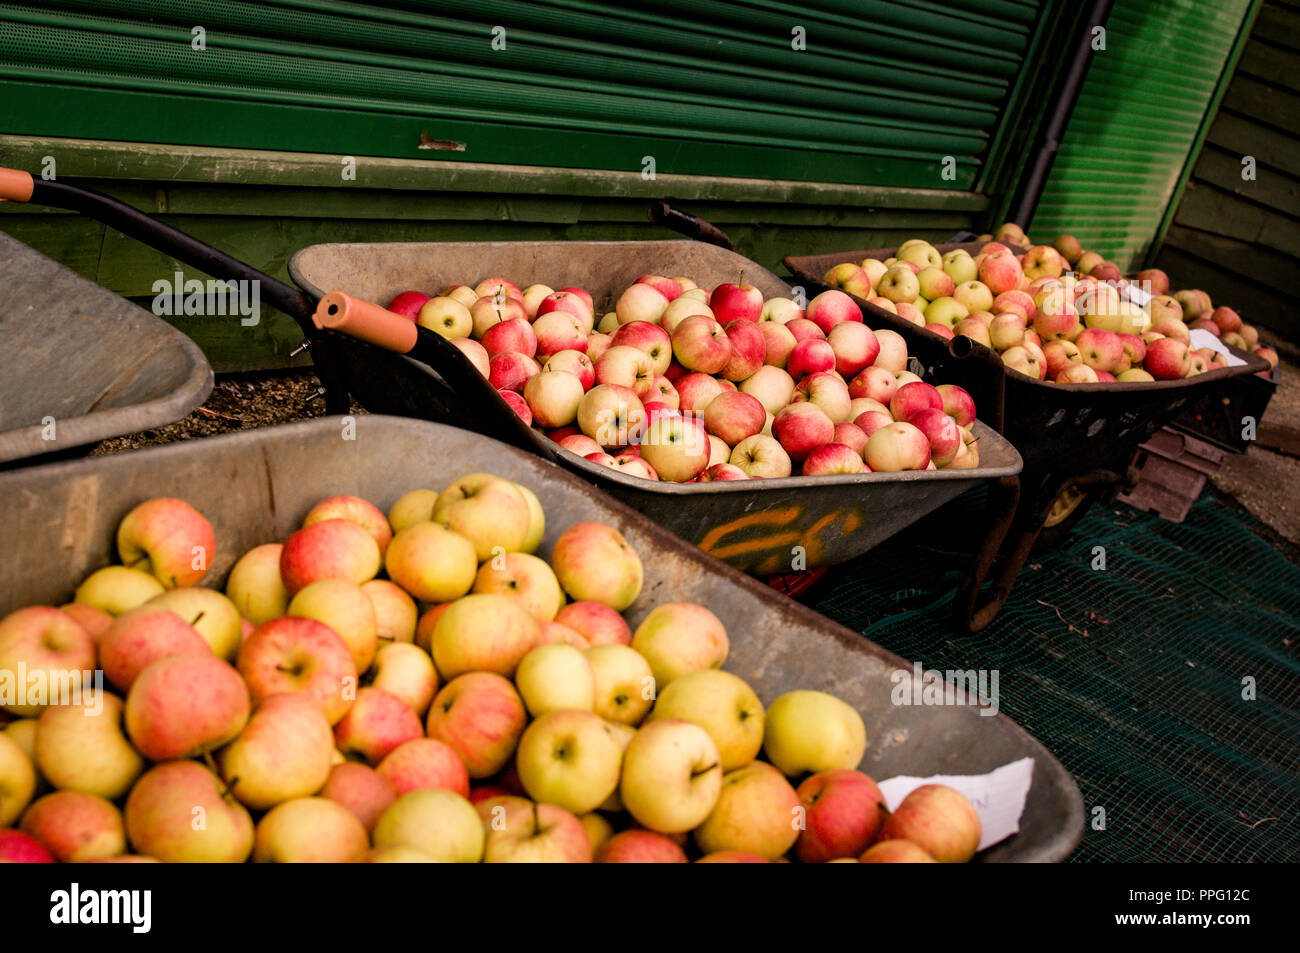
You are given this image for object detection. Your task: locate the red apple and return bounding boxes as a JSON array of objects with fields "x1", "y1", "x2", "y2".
[
  {"x1": 785, "y1": 318, "x2": 825, "y2": 344},
  {"x1": 772, "y1": 403, "x2": 835, "y2": 462},
  {"x1": 709, "y1": 282, "x2": 763, "y2": 323},
  {"x1": 795, "y1": 769, "x2": 887, "y2": 863},
  {"x1": 889, "y1": 381, "x2": 943, "y2": 423},
  {"x1": 853, "y1": 410, "x2": 893, "y2": 439},
  {"x1": 703, "y1": 390, "x2": 767, "y2": 446},
  {"x1": 720, "y1": 320, "x2": 766, "y2": 381},
  {"x1": 787, "y1": 339, "x2": 836, "y2": 380},
  {"x1": 801, "y1": 443, "x2": 865, "y2": 475},
  {"x1": 126, "y1": 653, "x2": 250, "y2": 760},
  {"x1": 832, "y1": 421, "x2": 868, "y2": 456},
  {"x1": 908, "y1": 408, "x2": 962, "y2": 467},
  {"x1": 849, "y1": 365, "x2": 898, "y2": 405},
  {"x1": 758, "y1": 321, "x2": 797, "y2": 368},
  {"x1": 611, "y1": 321, "x2": 673, "y2": 374},
  {"x1": 826, "y1": 322, "x2": 880, "y2": 378},
  {"x1": 806, "y1": 289, "x2": 861, "y2": 335},
  {"x1": 877, "y1": 784, "x2": 981, "y2": 863},
  {"x1": 1145, "y1": 337, "x2": 1191, "y2": 379},
  {"x1": 596, "y1": 829, "x2": 688, "y2": 863},
  {"x1": 935, "y1": 383, "x2": 976, "y2": 428},
  {"x1": 238, "y1": 616, "x2": 358, "y2": 725},
  {"x1": 671, "y1": 315, "x2": 731, "y2": 374}
]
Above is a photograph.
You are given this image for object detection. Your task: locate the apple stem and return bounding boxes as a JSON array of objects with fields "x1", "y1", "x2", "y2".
[{"x1": 190, "y1": 610, "x2": 206, "y2": 627}]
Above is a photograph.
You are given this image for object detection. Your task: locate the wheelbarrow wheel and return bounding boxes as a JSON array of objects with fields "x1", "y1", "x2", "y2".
[{"x1": 1034, "y1": 484, "x2": 1098, "y2": 549}]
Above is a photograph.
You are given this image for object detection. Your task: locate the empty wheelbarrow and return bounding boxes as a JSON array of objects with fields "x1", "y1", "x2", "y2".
[
  {"x1": 0, "y1": 166, "x2": 1022, "y2": 576},
  {"x1": 0, "y1": 414, "x2": 1084, "y2": 862}
]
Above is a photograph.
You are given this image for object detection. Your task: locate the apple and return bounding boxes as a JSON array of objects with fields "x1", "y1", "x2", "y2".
[
  {"x1": 59, "y1": 603, "x2": 111, "y2": 643},
  {"x1": 537, "y1": 292, "x2": 594, "y2": 329},
  {"x1": 594, "y1": 829, "x2": 686, "y2": 863},
  {"x1": 483, "y1": 798, "x2": 592, "y2": 863},
  {"x1": 215, "y1": 692, "x2": 335, "y2": 812},
  {"x1": 772, "y1": 403, "x2": 835, "y2": 462},
  {"x1": 760, "y1": 297, "x2": 803, "y2": 323},
  {"x1": 670, "y1": 315, "x2": 731, "y2": 375},
  {"x1": 0, "y1": 606, "x2": 96, "y2": 716},
  {"x1": 426, "y1": 672, "x2": 527, "y2": 778},
  {"x1": 34, "y1": 689, "x2": 141, "y2": 801},
  {"x1": 584, "y1": 331, "x2": 612, "y2": 362},
  {"x1": 875, "y1": 265, "x2": 919, "y2": 304},
  {"x1": 73, "y1": 568, "x2": 159, "y2": 622},
  {"x1": 710, "y1": 282, "x2": 764, "y2": 323},
  {"x1": 1173, "y1": 289, "x2": 1208, "y2": 320},
  {"x1": 98, "y1": 605, "x2": 211, "y2": 695},
  {"x1": 531, "y1": 312, "x2": 587, "y2": 361},
  {"x1": 1145, "y1": 337, "x2": 1191, "y2": 379},
  {"x1": 630, "y1": 602, "x2": 728, "y2": 689},
  {"x1": 514, "y1": 709, "x2": 623, "y2": 814},
  {"x1": 887, "y1": 380, "x2": 940, "y2": 422},
  {"x1": 470, "y1": 553, "x2": 564, "y2": 625},
  {"x1": 824, "y1": 262, "x2": 863, "y2": 288},
  {"x1": 610, "y1": 321, "x2": 673, "y2": 375},
  {"x1": 801, "y1": 443, "x2": 865, "y2": 475},
  {"x1": 372, "y1": 788, "x2": 484, "y2": 862},
  {"x1": 1051, "y1": 234, "x2": 1083, "y2": 265},
  {"x1": 753, "y1": 321, "x2": 796, "y2": 370},
  {"x1": 124, "y1": 651, "x2": 248, "y2": 760},
  {"x1": 715, "y1": 319, "x2": 764, "y2": 382},
  {"x1": 320, "y1": 762, "x2": 396, "y2": 832},
  {"x1": 121, "y1": 761, "x2": 252, "y2": 862},
  {"x1": 1041, "y1": 339, "x2": 1082, "y2": 378},
  {"x1": 383, "y1": 522, "x2": 477, "y2": 606},
  {"x1": 909, "y1": 408, "x2": 962, "y2": 467},
  {"x1": 387, "y1": 290, "x2": 430, "y2": 319},
  {"x1": 610, "y1": 454, "x2": 658, "y2": 480},
  {"x1": 287, "y1": 580, "x2": 377, "y2": 674},
  {"x1": 1056, "y1": 362, "x2": 1099, "y2": 383},
  {"x1": 429, "y1": 593, "x2": 539, "y2": 680},
  {"x1": 577, "y1": 383, "x2": 647, "y2": 448},
  {"x1": 935, "y1": 383, "x2": 976, "y2": 428},
  {"x1": 806, "y1": 290, "x2": 861, "y2": 335},
  {"x1": 951, "y1": 280, "x2": 994, "y2": 315},
  {"x1": 115, "y1": 497, "x2": 214, "y2": 590},
  {"x1": 368, "y1": 644, "x2": 437, "y2": 718},
  {"x1": 738, "y1": 366, "x2": 795, "y2": 416},
  {"x1": 433, "y1": 473, "x2": 532, "y2": 561},
  {"x1": 279, "y1": 518, "x2": 381, "y2": 597},
  {"x1": 217, "y1": 544, "x2": 283, "y2": 625},
  {"x1": 872, "y1": 330, "x2": 909, "y2": 375},
  {"x1": 702, "y1": 390, "x2": 766, "y2": 446},
  {"x1": 923, "y1": 297, "x2": 968, "y2": 330},
  {"x1": 620, "y1": 719, "x2": 722, "y2": 833},
  {"x1": 515, "y1": 644, "x2": 595, "y2": 717},
  {"x1": 854, "y1": 409, "x2": 893, "y2": 438},
  {"x1": 729, "y1": 434, "x2": 792, "y2": 478},
  {"x1": 832, "y1": 422, "x2": 868, "y2": 457},
  {"x1": 916, "y1": 266, "x2": 955, "y2": 301},
  {"x1": 694, "y1": 761, "x2": 800, "y2": 859},
  {"x1": 848, "y1": 365, "x2": 898, "y2": 405},
  {"x1": 595, "y1": 345, "x2": 657, "y2": 401},
  {"x1": 489, "y1": 352, "x2": 541, "y2": 393},
  {"x1": 550, "y1": 522, "x2": 643, "y2": 611},
  {"x1": 546, "y1": 604, "x2": 624, "y2": 648},
  {"x1": 251, "y1": 796, "x2": 369, "y2": 863},
  {"x1": 898, "y1": 240, "x2": 943, "y2": 269},
  {"x1": 877, "y1": 783, "x2": 981, "y2": 862},
  {"x1": 238, "y1": 616, "x2": 356, "y2": 725},
  {"x1": 474, "y1": 278, "x2": 523, "y2": 302},
  {"x1": 331, "y1": 686, "x2": 423, "y2": 767},
  {"x1": 615, "y1": 283, "x2": 670, "y2": 325},
  {"x1": 1255, "y1": 346, "x2": 1279, "y2": 371},
  {"x1": 1074, "y1": 327, "x2": 1124, "y2": 374},
  {"x1": 938, "y1": 249, "x2": 975, "y2": 285},
  {"x1": 660, "y1": 297, "x2": 711, "y2": 335},
  {"x1": 20, "y1": 791, "x2": 124, "y2": 862},
  {"x1": 649, "y1": 669, "x2": 763, "y2": 771},
  {"x1": 785, "y1": 317, "x2": 826, "y2": 344},
  {"x1": 543, "y1": 350, "x2": 596, "y2": 392},
  {"x1": 0, "y1": 828, "x2": 53, "y2": 863},
  {"x1": 583, "y1": 643, "x2": 655, "y2": 725},
  {"x1": 795, "y1": 769, "x2": 887, "y2": 863},
  {"x1": 986, "y1": 312, "x2": 1025, "y2": 351},
  {"x1": 635, "y1": 274, "x2": 683, "y2": 302},
  {"x1": 640, "y1": 414, "x2": 710, "y2": 483},
  {"x1": 788, "y1": 338, "x2": 838, "y2": 380},
  {"x1": 0, "y1": 730, "x2": 35, "y2": 825},
  {"x1": 764, "y1": 690, "x2": 866, "y2": 776},
  {"x1": 376, "y1": 737, "x2": 469, "y2": 797},
  {"x1": 1000, "y1": 345, "x2": 1042, "y2": 378}
]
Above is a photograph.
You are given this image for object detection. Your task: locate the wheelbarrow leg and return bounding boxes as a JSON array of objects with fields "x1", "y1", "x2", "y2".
[{"x1": 955, "y1": 475, "x2": 1028, "y2": 634}]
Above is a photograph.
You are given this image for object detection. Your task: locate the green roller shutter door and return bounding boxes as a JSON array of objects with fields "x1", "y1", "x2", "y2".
[
  {"x1": 1028, "y1": 0, "x2": 1259, "y2": 270},
  {"x1": 0, "y1": 0, "x2": 1051, "y2": 190}
]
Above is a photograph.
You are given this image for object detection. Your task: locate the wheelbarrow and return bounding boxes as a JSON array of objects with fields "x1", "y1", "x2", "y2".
[
  {"x1": 0, "y1": 413, "x2": 1084, "y2": 862},
  {"x1": 0, "y1": 230, "x2": 212, "y2": 466},
  {"x1": 782, "y1": 238, "x2": 1272, "y2": 629},
  {"x1": 0, "y1": 167, "x2": 1022, "y2": 578}
]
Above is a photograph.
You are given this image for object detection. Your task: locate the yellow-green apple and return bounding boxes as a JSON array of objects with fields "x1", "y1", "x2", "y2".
[
  {"x1": 253, "y1": 797, "x2": 369, "y2": 863},
  {"x1": 433, "y1": 473, "x2": 533, "y2": 561},
  {"x1": 671, "y1": 315, "x2": 731, "y2": 375},
  {"x1": 425, "y1": 672, "x2": 526, "y2": 777},
  {"x1": 223, "y1": 543, "x2": 289, "y2": 624},
  {"x1": 321, "y1": 761, "x2": 395, "y2": 832},
  {"x1": 1145, "y1": 337, "x2": 1191, "y2": 379},
  {"x1": 126, "y1": 652, "x2": 249, "y2": 759},
  {"x1": 145, "y1": 587, "x2": 241, "y2": 660},
  {"x1": 238, "y1": 616, "x2": 356, "y2": 725},
  {"x1": 763, "y1": 690, "x2": 865, "y2": 776},
  {"x1": 515, "y1": 709, "x2": 623, "y2": 814},
  {"x1": 1172, "y1": 289, "x2": 1206, "y2": 320},
  {"x1": 279, "y1": 518, "x2": 381, "y2": 596},
  {"x1": 0, "y1": 606, "x2": 96, "y2": 715},
  {"x1": 443, "y1": 285, "x2": 479, "y2": 309},
  {"x1": 695, "y1": 761, "x2": 800, "y2": 859},
  {"x1": 640, "y1": 414, "x2": 710, "y2": 483},
  {"x1": 596, "y1": 829, "x2": 687, "y2": 863},
  {"x1": 359, "y1": 579, "x2": 416, "y2": 645},
  {"x1": 824, "y1": 262, "x2": 863, "y2": 287},
  {"x1": 1240, "y1": 323, "x2": 1259, "y2": 348},
  {"x1": 550, "y1": 522, "x2": 643, "y2": 611},
  {"x1": 878, "y1": 783, "x2": 981, "y2": 862},
  {"x1": 908, "y1": 409, "x2": 962, "y2": 467},
  {"x1": 1022, "y1": 245, "x2": 1063, "y2": 279},
  {"x1": 332, "y1": 686, "x2": 423, "y2": 766},
  {"x1": 795, "y1": 769, "x2": 886, "y2": 862},
  {"x1": 124, "y1": 760, "x2": 252, "y2": 862},
  {"x1": 431, "y1": 593, "x2": 540, "y2": 679},
  {"x1": 1075, "y1": 250, "x2": 1105, "y2": 276},
  {"x1": 577, "y1": 383, "x2": 646, "y2": 447},
  {"x1": 861, "y1": 839, "x2": 937, "y2": 862},
  {"x1": 729, "y1": 433, "x2": 792, "y2": 478},
  {"x1": 802, "y1": 443, "x2": 865, "y2": 475},
  {"x1": 0, "y1": 828, "x2": 53, "y2": 862},
  {"x1": 1000, "y1": 345, "x2": 1042, "y2": 379},
  {"x1": 384, "y1": 521, "x2": 478, "y2": 604},
  {"x1": 288, "y1": 579, "x2": 378, "y2": 673},
  {"x1": 921, "y1": 297, "x2": 967, "y2": 330},
  {"x1": 707, "y1": 434, "x2": 731, "y2": 466},
  {"x1": 615, "y1": 283, "x2": 670, "y2": 325},
  {"x1": 1, "y1": 718, "x2": 38, "y2": 767},
  {"x1": 302, "y1": 494, "x2": 392, "y2": 556},
  {"x1": 21, "y1": 790, "x2": 125, "y2": 861},
  {"x1": 772, "y1": 403, "x2": 835, "y2": 462},
  {"x1": 631, "y1": 603, "x2": 728, "y2": 688},
  {"x1": 580, "y1": 811, "x2": 615, "y2": 851},
  {"x1": 650, "y1": 669, "x2": 762, "y2": 771},
  {"x1": 660, "y1": 296, "x2": 711, "y2": 334},
  {"x1": 941, "y1": 249, "x2": 977, "y2": 285},
  {"x1": 594, "y1": 345, "x2": 656, "y2": 401},
  {"x1": 620, "y1": 719, "x2": 722, "y2": 833},
  {"x1": 472, "y1": 552, "x2": 564, "y2": 623},
  {"x1": 516, "y1": 644, "x2": 595, "y2": 716},
  {"x1": 116, "y1": 497, "x2": 214, "y2": 589},
  {"x1": 489, "y1": 351, "x2": 541, "y2": 393},
  {"x1": 1187, "y1": 354, "x2": 1210, "y2": 375},
  {"x1": 483, "y1": 798, "x2": 593, "y2": 863},
  {"x1": 34, "y1": 690, "x2": 141, "y2": 800},
  {"x1": 703, "y1": 391, "x2": 766, "y2": 446},
  {"x1": 952, "y1": 280, "x2": 995, "y2": 315},
  {"x1": 0, "y1": 731, "x2": 36, "y2": 825},
  {"x1": 219, "y1": 692, "x2": 334, "y2": 809},
  {"x1": 98, "y1": 605, "x2": 209, "y2": 692},
  {"x1": 584, "y1": 643, "x2": 655, "y2": 725},
  {"x1": 522, "y1": 283, "x2": 556, "y2": 318},
  {"x1": 720, "y1": 319, "x2": 765, "y2": 381},
  {"x1": 369, "y1": 641, "x2": 437, "y2": 715},
  {"x1": 709, "y1": 282, "x2": 764, "y2": 323},
  {"x1": 555, "y1": 602, "x2": 631, "y2": 646},
  {"x1": 74, "y1": 566, "x2": 165, "y2": 616},
  {"x1": 898, "y1": 240, "x2": 942, "y2": 269},
  {"x1": 375, "y1": 737, "x2": 469, "y2": 797},
  {"x1": 739, "y1": 365, "x2": 795, "y2": 415},
  {"x1": 760, "y1": 297, "x2": 803, "y2": 324},
  {"x1": 417, "y1": 296, "x2": 472, "y2": 339}
]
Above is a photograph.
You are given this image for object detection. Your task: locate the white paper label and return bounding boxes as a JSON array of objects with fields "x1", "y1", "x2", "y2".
[
  {"x1": 878, "y1": 757, "x2": 1036, "y2": 852},
  {"x1": 1189, "y1": 328, "x2": 1247, "y2": 366}
]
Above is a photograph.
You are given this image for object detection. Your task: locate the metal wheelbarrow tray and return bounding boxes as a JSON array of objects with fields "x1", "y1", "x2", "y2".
[
  {"x1": 784, "y1": 241, "x2": 1270, "y2": 626},
  {"x1": 289, "y1": 240, "x2": 1024, "y2": 574},
  {"x1": 0, "y1": 414, "x2": 1083, "y2": 862},
  {"x1": 0, "y1": 230, "x2": 212, "y2": 466}
]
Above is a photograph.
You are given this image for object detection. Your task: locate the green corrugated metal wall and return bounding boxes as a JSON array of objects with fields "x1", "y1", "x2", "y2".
[
  {"x1": 0, "y1": 0, "x2": 1051, "y2": 190},
  {"x1": 1028, "y1": 0, "x2": 1258, "y2": 271}
]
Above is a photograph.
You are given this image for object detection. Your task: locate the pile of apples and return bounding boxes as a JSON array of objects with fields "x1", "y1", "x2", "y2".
[
  {"x1": 384, "y1": 277, "x2": 983, "y2": 479},
  {"x1": 0, "y1": 479, "x2": 982, "y2": 863},
  {"x1": 821, "y1": 221, "x2": 1279, "y2": 384}
]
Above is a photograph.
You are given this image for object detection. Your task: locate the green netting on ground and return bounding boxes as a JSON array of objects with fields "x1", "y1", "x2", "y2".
[{"x1": 810, "y1": 492, "x2": 1300, "y2": 862}]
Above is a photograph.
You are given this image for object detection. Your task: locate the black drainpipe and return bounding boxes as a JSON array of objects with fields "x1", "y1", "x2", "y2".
[{"x1": 1004, "y1": 0, "x2": 1115, "y2": 228}]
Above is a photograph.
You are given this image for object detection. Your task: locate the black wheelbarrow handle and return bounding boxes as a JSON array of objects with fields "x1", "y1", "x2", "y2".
[{"x1": 649, "y1": 201, "x2": 737, "y2": 252}]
